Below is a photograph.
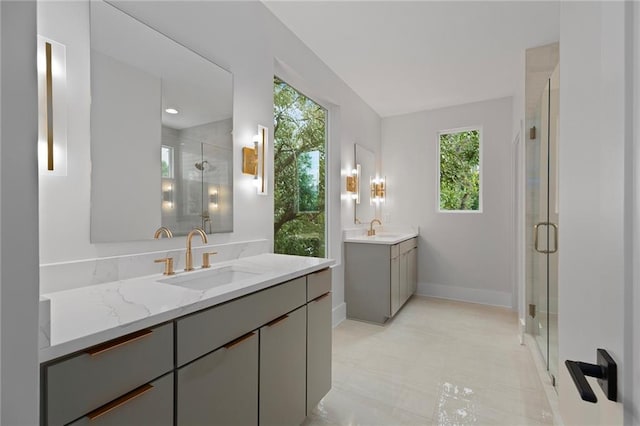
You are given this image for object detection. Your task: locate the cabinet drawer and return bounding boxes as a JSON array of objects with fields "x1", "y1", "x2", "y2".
[
  {"x1": 45, "y1": 323, "x2": 173, "y2": 426},
  {"x1": 67, "y1": 373, "x2": 173, "y2": 426},
  {"x1": 307, "y1": 268, "x2": 331, "y2": 302},
  {"x1": 176, "y1": 277, "x2": 306, "y2": 366},
  {"x1": 399, "y1": 237, "x2": 417, "y2": 253},
  {"x1": 391, "y1": 244, "x2": 399, "y2": 258}
]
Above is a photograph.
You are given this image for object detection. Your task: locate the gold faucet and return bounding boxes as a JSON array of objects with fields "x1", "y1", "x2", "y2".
[
  {"x1": 153, "y1": 226, "x2": 173, "y2": 239},
  {"x1": 185, "y1": 227, "x2": 208, "y2": 271},
  {"x1": 368, "y1": 219, "x2": 382, "y2": 236}
]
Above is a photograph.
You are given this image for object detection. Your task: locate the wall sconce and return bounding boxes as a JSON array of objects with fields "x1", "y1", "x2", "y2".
[
  {"x1": 242, "y1": 125, "x2": 268, "y2": 195},
  {"x1": 37, "y1": 35, "x2": 67, "y2": 176},
  {"x1": 346, "y1": 167, "x2": 358, "y2": 201},
  {"x1": 346, "y1": 165, "x2": 361, "y2": 203},
  {"x1": 370, "y1": 176, "x2": 386, "y2": 204}
]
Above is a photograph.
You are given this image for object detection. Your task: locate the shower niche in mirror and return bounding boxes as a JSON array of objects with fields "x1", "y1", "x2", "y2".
[
  {"x1": 90, "y1": 1, "x2": 233, "y2": 242},
  {"x1": 353, "y1": 144, "x2": 377, "y2": 224}
]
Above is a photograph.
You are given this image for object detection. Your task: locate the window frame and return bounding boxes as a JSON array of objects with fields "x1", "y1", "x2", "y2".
[{"x1": 436, "y1": 126, "x2": 483, "y2": 214}]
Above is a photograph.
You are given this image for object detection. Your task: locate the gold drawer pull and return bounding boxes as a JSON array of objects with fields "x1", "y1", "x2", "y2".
[
  {"x1": 266, "y1": 314, "x2": 289, "y2": 328},
  {"x1": 312, "y1": 292, "x2": 331, "y2": 303},
  {"x1": 85, "y1": 329, "x2": 153, "y2": 357},
  {"x1": 87, "y1": 384, "x2": 153, "y2": 421},
  {"x1": 224, "y1": 332, "x2": 256, "y2": 350}
]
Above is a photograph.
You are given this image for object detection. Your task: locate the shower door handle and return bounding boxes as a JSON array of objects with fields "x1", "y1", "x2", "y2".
[{"x1": 534, "y1": 222, "x2": 558, "y2": 254}]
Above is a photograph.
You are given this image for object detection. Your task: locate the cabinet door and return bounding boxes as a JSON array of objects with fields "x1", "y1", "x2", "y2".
[
  {"x1": 399, "y1": 251, "x2": 409, "y2": 305},
  {"x1": 409, "y1": 247, "x2": 418, "y2": 295},
  {"x1": 390, "y1": 253, "x2": 401, "y2": 316},
  {"x1": 177, "y1": 332, "x2": 258, "y2": 426},
  {"x1": 260, "y1": 306, "x2": 307, "y2": 426},
  {"x1": 307, "y1": 293, "x2": 332, "y2": 414},
  {"x1": 67, "y1": 373, "x2": 173, "y2": 426}
]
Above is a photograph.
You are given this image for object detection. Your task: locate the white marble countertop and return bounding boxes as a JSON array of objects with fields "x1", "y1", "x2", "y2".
[
  {"x1": 343, "y1": 231, "x2": 418, "y2": 245},
  {"x1": 40, "y1": 253, "x2": 334, "y2": 363}
]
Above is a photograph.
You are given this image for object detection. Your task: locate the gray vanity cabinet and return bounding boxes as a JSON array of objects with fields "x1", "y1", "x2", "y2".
[
  {"x1": 259, "y1": 305, "x2": 307, "y2": 426},
  {"x1": 306, "y1": 292, "x2": 332, "y2": 415},
  {"x1": 176, "y1": 332, "x2": 259, "y2": 426},
  {"x1": 67, "y1": 373, "x2": 173, "y2": 426},
  {"x1": 345, "y1": 237, "x2": 418, "y2": 324},
  {"x1": 42, "y1": 268, "x2": 333, "y2": 426}
]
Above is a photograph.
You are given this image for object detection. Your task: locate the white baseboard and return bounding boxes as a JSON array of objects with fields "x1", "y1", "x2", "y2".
[
  {"x1": 332, "y1": 302, "x2": 346, "y2": 328},
  {"x1": 519, "y1": 317, "x2": 526, "y2": 345},
  {"x1": 416, "y1": 282, "x2": 513, "y2": 309}
]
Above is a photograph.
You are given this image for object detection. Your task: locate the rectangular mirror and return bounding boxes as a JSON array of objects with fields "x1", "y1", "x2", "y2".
[
  {"x1": 354, "y1": 144, "x2": 376, "y2": 224},
  {"x1": 90, "y1": 1, "x2": 233, "y2": 242}
]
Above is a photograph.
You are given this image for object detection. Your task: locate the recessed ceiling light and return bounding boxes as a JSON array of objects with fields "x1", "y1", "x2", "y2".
[{"x1": 165, "y1": 108, "x2": 179, "y2": 115}]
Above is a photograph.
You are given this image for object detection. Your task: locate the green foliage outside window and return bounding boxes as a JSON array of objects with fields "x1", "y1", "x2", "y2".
[
  {"x1": 274, "y1": 77, "x2": 326, "y2": 257},
  {"x1": 439, "y1": 129, "x2": 480, "y2": 211}
]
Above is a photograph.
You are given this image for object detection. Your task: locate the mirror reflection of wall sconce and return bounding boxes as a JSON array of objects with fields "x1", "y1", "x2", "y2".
[
  {"x1": 209, "y1": 188, "x2": 219, "y2": 209},
  {"x1": 162, "y1": 182, "x2": 173, "y2": 209},
  {"x1": 37, "y1": 36, "x2": 68, "y2": 176},
  {"x1": 242, "y1": 125, "x2": 268, "y2": 195},
  {"x1": 370, "y1": 176, "x2": 386, "y2": 204},
  {"x1": 346, "y1": 166, "x2": 359, "y2": 202}
]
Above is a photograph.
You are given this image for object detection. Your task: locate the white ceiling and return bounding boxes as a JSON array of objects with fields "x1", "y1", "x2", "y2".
[{"x1": 263, "y1": 1, "x2": 560, "y2": 117}]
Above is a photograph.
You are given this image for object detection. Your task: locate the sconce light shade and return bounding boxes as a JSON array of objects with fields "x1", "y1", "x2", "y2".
[
  {"x1": 256, "y1": 126, "x2": 268, "y2": 195},
  {"x1": 37, "y1": 35, "x2": 68, "y2": 176}
]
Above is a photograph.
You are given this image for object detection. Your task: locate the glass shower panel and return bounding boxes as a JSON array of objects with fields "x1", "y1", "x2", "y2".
[
  {"x1": 548, "y1": 65, "x2": 560, "y2": 382},
  {"x1": 526, "y1": 64, "x2": 559, "y2": 384},
  {"x1": 527, "y1": 85, "x2": 548, "y2": 368},
  {"x1": 201, "y1": 143, "x2": 233, "y2": 233}
]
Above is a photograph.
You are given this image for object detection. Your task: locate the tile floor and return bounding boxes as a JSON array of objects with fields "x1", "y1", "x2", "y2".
[{"x1": 303, "y1": 296, "x2": 555, "y2": 426}]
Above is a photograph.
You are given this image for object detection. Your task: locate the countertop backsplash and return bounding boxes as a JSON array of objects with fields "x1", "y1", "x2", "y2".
[{"x1": 39, "y1": 239, "x2": 270, "y2": 294}]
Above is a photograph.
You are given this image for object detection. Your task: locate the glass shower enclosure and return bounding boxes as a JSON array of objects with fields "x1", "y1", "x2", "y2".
[{"x1": 526, "y1": 64, "x2": 559, "y2": 384}]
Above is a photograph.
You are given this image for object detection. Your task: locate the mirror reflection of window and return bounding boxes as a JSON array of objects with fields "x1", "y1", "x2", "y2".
[
  {"x1": 297, "y1": 150, "x2": 321, "y2": 213},
  {"x1": 161, "y1": 145, "x2": 174, "y2": 179}
]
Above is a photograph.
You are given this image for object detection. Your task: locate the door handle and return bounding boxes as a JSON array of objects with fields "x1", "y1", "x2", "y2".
[
  {"x1": 565, "y1": 348, "x2": 617, "y2": 403},
  {"x1": 534, "y1": 222, "x2": 558, "y2": 254}
]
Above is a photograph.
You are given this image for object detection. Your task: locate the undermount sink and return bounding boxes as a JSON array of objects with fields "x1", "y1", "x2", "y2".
[
  {"x1": 370, "y1": 233, "x2": 402, "y2": 239},
  {"x1": 158, "y1": 265, "x2": 261, "y2": 291}
]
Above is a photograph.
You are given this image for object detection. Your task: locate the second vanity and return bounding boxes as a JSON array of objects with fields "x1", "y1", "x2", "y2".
[
  {"x1": 40, "y1": 253, "x2": 333, "y2": 426},
  {"x1": 344, "y1": 232, "x2": 418, "y2": 324}
]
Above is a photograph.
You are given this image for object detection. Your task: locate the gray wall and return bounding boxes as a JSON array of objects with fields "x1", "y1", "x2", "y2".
[
  {"x1": 1, "y1": 1, "x2": 40, "y2": 423},
  {"x1": 381, "y1": 97, "x2": 514, "y2": 308},
  {"x1": 37, "y1": 1, "x2": 382, "y2": 326}
]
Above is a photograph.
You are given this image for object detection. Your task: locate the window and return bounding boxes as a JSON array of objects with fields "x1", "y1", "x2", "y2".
[
  {"x1": 273, "y1": 77, "x2": 327, "y2": 257},
  {"x1": 438, "y1": 128, "x2": 481, "y2": 212}
]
